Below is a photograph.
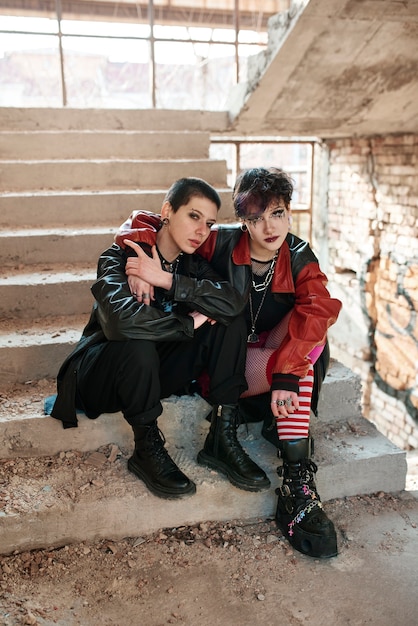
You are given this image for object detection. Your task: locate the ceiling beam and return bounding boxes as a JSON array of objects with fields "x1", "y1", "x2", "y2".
[{"x1": 0, "y1": 0, "x2": 275, "y2": 29}]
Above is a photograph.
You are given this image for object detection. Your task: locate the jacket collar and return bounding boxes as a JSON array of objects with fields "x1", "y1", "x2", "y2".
[{"x1": 232, "y1": 232, "x2": 295, "y2": 293}]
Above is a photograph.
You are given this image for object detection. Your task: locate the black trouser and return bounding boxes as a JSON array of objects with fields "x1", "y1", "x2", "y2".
[{"x1": 76, "y1": 316, "x2": 248, "y2": 428}]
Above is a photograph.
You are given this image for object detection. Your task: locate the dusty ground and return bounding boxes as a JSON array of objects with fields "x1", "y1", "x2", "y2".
[
  {"x1": 1, "y1": 464, "x2": 418, "y2": 626},
  {"x1": 1, "y1": 381, "x2": 418, "y2": 626}
]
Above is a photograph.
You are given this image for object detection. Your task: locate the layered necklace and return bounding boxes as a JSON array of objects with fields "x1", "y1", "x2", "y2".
[{"x1": 247, "y1": 252, "x2": 278, "y2": 343}]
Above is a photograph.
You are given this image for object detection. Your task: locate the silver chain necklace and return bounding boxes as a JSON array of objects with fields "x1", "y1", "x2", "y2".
[
  {"x1": 247, "y1": 253, "x2": 278, "y2": 343},
  {"x1": 251, "y1": 253, "x2": 278, "y2": 291}
]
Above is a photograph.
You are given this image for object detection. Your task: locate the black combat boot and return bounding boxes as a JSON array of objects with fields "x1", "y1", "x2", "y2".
[
  {"x1": 128, "y1": 422, "x2": 196, "y2": 499},
  {"x1": 275, "y1": 437, "x2": 337, "y2": 558},
  {"x1": 197, "y1": 404, "x2": 271, "y2": 492}
]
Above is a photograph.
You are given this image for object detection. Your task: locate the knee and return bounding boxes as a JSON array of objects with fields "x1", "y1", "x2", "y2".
[{"x1": 122, "y1": 340, "x2": 158, "y2": 369}]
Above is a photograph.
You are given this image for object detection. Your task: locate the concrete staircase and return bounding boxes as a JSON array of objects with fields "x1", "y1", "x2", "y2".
[
  {"x1": 0, "y1": 107, "x2": 407, "y2": 555},
  {"x1": 0, "y1": 107, "x2": 232, "y2": 387}
]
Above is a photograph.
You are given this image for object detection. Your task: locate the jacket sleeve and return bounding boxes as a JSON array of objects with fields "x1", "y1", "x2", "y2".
[
  {"x1": 195, "y1": 231, "x2": 217, "y2": 261},
  {"x1": 91, "y1": 244, "x2": 195, "y2": 342},
  {"x1": 271, "y1": 262, "x2": 342, "y2": 380},
  {"x1": 112, "y1": 215, "x2": 243, "y2": 323},
  {"x1": 114, "y1": 210, "x2": 162, "y2": 248},
  {"x1": 173, "y1": 253, "x2": 246, "y2": 324}
]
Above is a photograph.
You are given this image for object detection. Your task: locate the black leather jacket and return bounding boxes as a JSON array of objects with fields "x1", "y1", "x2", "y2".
[
  {"x1": 51, "y1": 242, "x2": 245, "y2": 427},
  {"x1": 116, "y1": 216, "x2": 341, "y2": 379}
]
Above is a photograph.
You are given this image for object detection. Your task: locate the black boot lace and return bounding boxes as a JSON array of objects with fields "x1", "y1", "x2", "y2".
[
  {"x1": 143, "y1": 425, "x2": 176, "y2": 467},
  {"x1": 222, "y1": 418, "x2": 255, "y2": 464},
  {"x1": 277, "y1": 459, "x2": 324, "y2": 536}
]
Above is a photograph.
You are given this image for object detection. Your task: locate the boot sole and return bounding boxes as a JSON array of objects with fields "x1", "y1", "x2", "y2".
[
  {"x1": 128, "y1": 457, "x2": 196, "y2": 500},
  {"x1": 197, "y1": 450, "x2": 271, "y2": 492},
  {"x1": 275, "y1": 514, "x2": 338, "y2": 558}
]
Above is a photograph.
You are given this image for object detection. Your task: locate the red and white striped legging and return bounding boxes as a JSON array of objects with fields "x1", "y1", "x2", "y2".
[{"x1": 241, "y1": 314, "x2": 324, "y2": 441}]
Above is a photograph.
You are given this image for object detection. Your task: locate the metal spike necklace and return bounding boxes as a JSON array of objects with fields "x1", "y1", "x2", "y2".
[{"x1": 156, "y1": 246, "x2": 183, "y2": 273}]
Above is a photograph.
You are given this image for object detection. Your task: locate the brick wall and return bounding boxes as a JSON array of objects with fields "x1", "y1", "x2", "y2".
[{"x1": 320, "y1": 135, "x2": 418, "y2": 449}]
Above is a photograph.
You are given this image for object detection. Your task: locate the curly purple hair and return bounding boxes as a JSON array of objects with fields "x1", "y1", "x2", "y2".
[{"x1": 233, "y1": 167, "x2": 294, "y2": 219}]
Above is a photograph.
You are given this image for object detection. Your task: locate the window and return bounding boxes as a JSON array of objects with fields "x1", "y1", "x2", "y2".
[{"x1": 0, "y1": 3, "x2": 271, "y2": 109}]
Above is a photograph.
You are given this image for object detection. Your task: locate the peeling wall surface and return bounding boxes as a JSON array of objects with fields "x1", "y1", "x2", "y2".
[{"x1": 324, "y1": 136, "x2": 418, "y2": 449}]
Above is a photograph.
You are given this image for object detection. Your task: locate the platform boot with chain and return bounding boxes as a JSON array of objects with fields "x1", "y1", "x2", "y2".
[
  {"x1": 128, "y1": 421, "x2": 196, "y2": 499},
  {"x1": 197, "y1": 404, "x2": 271, "y2": 492},
  {"x1": 275, "y1": 437, "x2": 337, "y2": 558}
]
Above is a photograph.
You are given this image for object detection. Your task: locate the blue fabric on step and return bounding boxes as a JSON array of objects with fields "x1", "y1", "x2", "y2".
[
  {"x1": 44, "y1": 394, "x2": 56, "y2": 415},
  {"x1": 44, "y1": 394, "x2": 84, "y2": 416}
]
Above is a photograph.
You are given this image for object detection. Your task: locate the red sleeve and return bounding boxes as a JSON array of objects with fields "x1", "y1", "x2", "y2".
[
  {"x1": 114, "y1": 211, "x2": 162, "y2": 248},
  {"x1": 195, "y1": 230, "x2": 218, "y2": 261},
  {"x1": 270, "y1": 262, "x2": 342, "y2": 379}
]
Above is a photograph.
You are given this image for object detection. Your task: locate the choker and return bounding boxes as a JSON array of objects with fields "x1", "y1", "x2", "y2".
[{"x1": 157, "y1": 247, "x2": 183, "y2": 273}]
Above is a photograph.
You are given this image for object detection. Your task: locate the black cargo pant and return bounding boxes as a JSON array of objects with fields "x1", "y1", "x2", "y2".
[{"x1": 76, "y1": 315, "x2": 248, "y2": 428}]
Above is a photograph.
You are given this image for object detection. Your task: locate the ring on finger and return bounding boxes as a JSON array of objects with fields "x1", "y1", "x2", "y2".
[
  {"x1": 286, "y1": 398, "x2": 292, "y2": 407},
  {"x1": 132, "y1": 292, "x2": 137, "y2": 297},
  {"x1": 276, "y1": 400, "x2": 285, "y2": 407},
  {"x1": 142, "y1": 293, "x2": 150, "y2": 299}
]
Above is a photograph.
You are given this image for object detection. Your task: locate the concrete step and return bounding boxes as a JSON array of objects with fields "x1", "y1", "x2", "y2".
[
  {"x1": 0, "y1": 392, "x2": 407, "y2": 555},
  {"x1": 0, "y1": 130, "x2": 210, "y2": 160},
  {"x1": 0, "y1": 228, "x2": 116, "y2": 266},
  {"x1": 0, "y1": 189, "x2": 234, "y2": 229},
  {"x1": 316, "y1": 360, "x2": 362, "y2": 422},
  {"x1": 0, "y1": 265, "x2": 96, "y2": 319},
  {"x1": 0, "y1": 107, "x2": 230, "y2": 132},
  {"x1": 0, "y1": 158, "x2": 228, "y2": 192},
  {"x1": 0, "y1": 361, "x2": 382, "y2": 456},
  {"x1": 0, "y1": 315, "x2": 85, "y2": 386}
]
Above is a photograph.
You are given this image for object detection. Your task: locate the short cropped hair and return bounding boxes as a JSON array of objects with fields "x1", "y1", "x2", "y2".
[{"x1": 164, "y1": 177, "x2": 221, "y2": 212}]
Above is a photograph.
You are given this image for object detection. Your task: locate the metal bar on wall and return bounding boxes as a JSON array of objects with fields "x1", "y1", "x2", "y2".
[
  {"x1": 55, "y1": 0, "x2": 67, "y2": 106},
  {"x1": 308, "y1": 140, "x2": 314, "y2": 243},
  {"x1": 148, "y1": 0, "x2": 156, "y2": 108},
  {"x1": 234, "y1": 0, "x2": 240, "y2": 84}
]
